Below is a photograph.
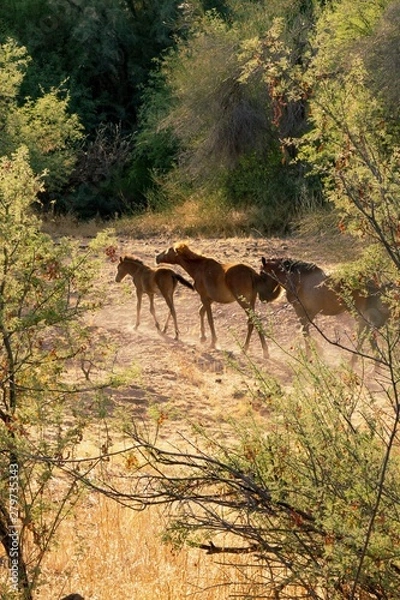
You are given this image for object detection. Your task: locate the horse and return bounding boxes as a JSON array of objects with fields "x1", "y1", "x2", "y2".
[
  {"x1": 156, "y1": 243, "x2": 281, "y2": 357},
  {"x1": 260, "y1": 256, "x2": 390, "y2": 358},
  {"x1": 115, "y1": 255, "x2": 194, "y2": 339}
]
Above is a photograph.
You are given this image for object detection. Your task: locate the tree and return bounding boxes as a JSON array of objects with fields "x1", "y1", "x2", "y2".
[
  {"x1": 0, "y1": 147, "x2": 115, "y2": 598},
  {"x1": 132, "y1": 1, "x2": 322, "y2": 230},
  {"x1": 297, "y1": 0, "x2": 400, "y2": 264},
  {"x1": 0, "y1": 0, "x2": 184, "y2": 133},
  {"x1": 0, "y1": 40, "x2": 83, "y2": 196}
]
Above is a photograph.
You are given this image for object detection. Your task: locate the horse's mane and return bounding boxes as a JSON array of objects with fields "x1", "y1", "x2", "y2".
[
  {"x1": 280, "y1": 258, "x2": 319, "y2": 274},
  {"x1": 173, "y1": 242, "x2": 205, "y2": 261},
  {"x1": 263, "y1": 257, "x2": 320, "y2": 274},
  {"x1": 123, "y1": 255, "x2": 145, "y2": 265}
]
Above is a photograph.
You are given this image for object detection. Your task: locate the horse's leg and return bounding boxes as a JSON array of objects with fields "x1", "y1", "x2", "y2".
[
  {"x1": 148, "y1": 293, "x2": 161, "y2": 332},
  {"x1": 255, "y1": 321, "x2": 268, "y2": 358},
  {"x1": 302, "y1": 321, "x2": 312, "y2": 355},
  {"x1": 243, "y1": 316, "x2": 254, "y2": 352},
  {"x1": 349, "y1": 318, "x2": 366, "y2": 366},
  {"x1": 135, "y1": 288, "x2": 143, "y2": 329},
  {"x1": 293, "y1": 304, "x2": 313, "y2": 356},
  {"x1": 201, "y1": 299, "x2": 217, "y2": 347},
  {"x1": 168, "y1": 304, "x2": 179, "y2": 339},
  {"x1": 162, "y1": 311, "x2": 172, "y2": 335},
  {"x1": 162, "y1": 292, "x2": 179, "y2": 339},
  {"x1": 238, "y1": 295, "x2": 268, "y2": 358},
  {"x1": 199, "y1": 304, "x2": 207, "y2": 342},
  {"x1": 352, "y1": 316, "x2": 380, "y2": 366}
]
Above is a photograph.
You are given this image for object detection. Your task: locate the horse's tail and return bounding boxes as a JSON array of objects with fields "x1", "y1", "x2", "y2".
[{"x1": 174, "y1": 273, "x2": 194, "y2": 290}]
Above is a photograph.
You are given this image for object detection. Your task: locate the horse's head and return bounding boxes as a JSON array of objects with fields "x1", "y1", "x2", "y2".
[
  {"x1": 260, "y1": 257, "x2": 286, "y2": 277},
  {"x1": 258, "y1": 269, "x2": 282, "y2": 302},
  {"x1": 156, "y1": 242, "x2": 195, "y2": 265},
  {"x1": 156, "y1": 245, "x2": 178, "y2": 265},
  {"x1": 115, "y1": 256, "x2": 126, "y2": 282},
  {"x1": 115, "y1": 255, "x2": 143, "y2": 282}
]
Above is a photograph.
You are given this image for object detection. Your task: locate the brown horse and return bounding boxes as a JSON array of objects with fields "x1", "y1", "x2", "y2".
[
  {"x1": 115, "y1": 255, "x2": 194, "y2": 339},
  {"x1": 260, "y1": 257, "x2": 390, "y2": 356},
  {"x1": 156, "y1": 243, "x2": 281, "y2": 357}
]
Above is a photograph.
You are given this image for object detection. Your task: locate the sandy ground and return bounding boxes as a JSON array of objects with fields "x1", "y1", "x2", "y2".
[{"x1": 83, "y1": 234, "x2": 375, "y2": 444}]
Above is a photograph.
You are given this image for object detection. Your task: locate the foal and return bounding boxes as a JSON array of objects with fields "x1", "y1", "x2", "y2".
[
  {"x1": 156, "y1": 243, "x2": 280, "y2": 357},
  {"x1": 115, "y1": 255, "x2": 194, "y2": 339}
]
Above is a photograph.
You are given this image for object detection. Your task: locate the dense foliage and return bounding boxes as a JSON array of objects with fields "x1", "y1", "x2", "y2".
[
  {"x1": 0, "y1": 0, "x2": 398, "y2": 225},
  {"x1": 0, "y1": 40, "x2": 83, "y2": 195},
  {"x1": 0, "y1": 147, "x2": 116, "y2": 598}
]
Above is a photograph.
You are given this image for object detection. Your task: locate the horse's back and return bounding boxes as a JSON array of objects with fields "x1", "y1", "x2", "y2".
[
  {"x1": 133, "y1": 266, "x2": 158, "y2": 294},
  {"x1": 193, "y1": 259, "x2": 236, "y2": 302},
  {"x1": 290, "y1": 270, "x2": 345, "y2": 317},
  {"x1": 194, "y1": 260, "x2": 259, "y2": 303},
  {"x1": 225, "y1": 263, "x2": 254, "y2": 289},
  {"x1": 152, "y1": 267, "x2": 178, "y2": 295}
]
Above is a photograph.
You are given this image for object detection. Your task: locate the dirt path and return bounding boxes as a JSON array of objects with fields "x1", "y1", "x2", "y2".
[{"x1": 82, "y1": 235, "x2": 372, "y2": 444}]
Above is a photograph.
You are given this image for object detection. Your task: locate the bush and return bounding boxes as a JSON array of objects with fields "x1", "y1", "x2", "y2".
[
  {"x1": 225, "y1": 150, "x2": 322, "y2": 233},
  {"x1": 0, "y1": 146, "x2": 117, "y2": 597},
  {"x1": 98, "y1": 354, "x2": 400, "y2": 599}
]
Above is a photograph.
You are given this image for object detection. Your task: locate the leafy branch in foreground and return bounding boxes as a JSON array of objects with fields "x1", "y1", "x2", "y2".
[
  {"x1": 86, "y1": 356, "x2": 400, "y2": 600},
  {"x1": 0, "y1": 147, "x2": 117, "y2": 599}
]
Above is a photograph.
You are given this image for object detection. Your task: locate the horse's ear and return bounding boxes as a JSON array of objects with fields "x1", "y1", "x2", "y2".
[
  {"x1": 261, "y1": 257, "x2": 266, "y2": 266},
  {"x1": 119, "y1": 256, "x2": 123, "y2": 263}
]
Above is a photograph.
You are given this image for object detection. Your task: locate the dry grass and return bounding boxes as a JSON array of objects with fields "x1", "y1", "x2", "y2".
[
  {"x1": 41, "y1": 214, "x2": 106, "y2": 239},
  {"x1": 115, "y1": 199, "x2": 260, "y2": 238},
  {"x1": 41, "y1": 199, "x2": 254, "y2": 240},
  {"x1": 38, "y1": 493, "x2": 261, "y2": 600},
  {"x1": 41, "y1": 199, "x2": 360, "y2": 267}
]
